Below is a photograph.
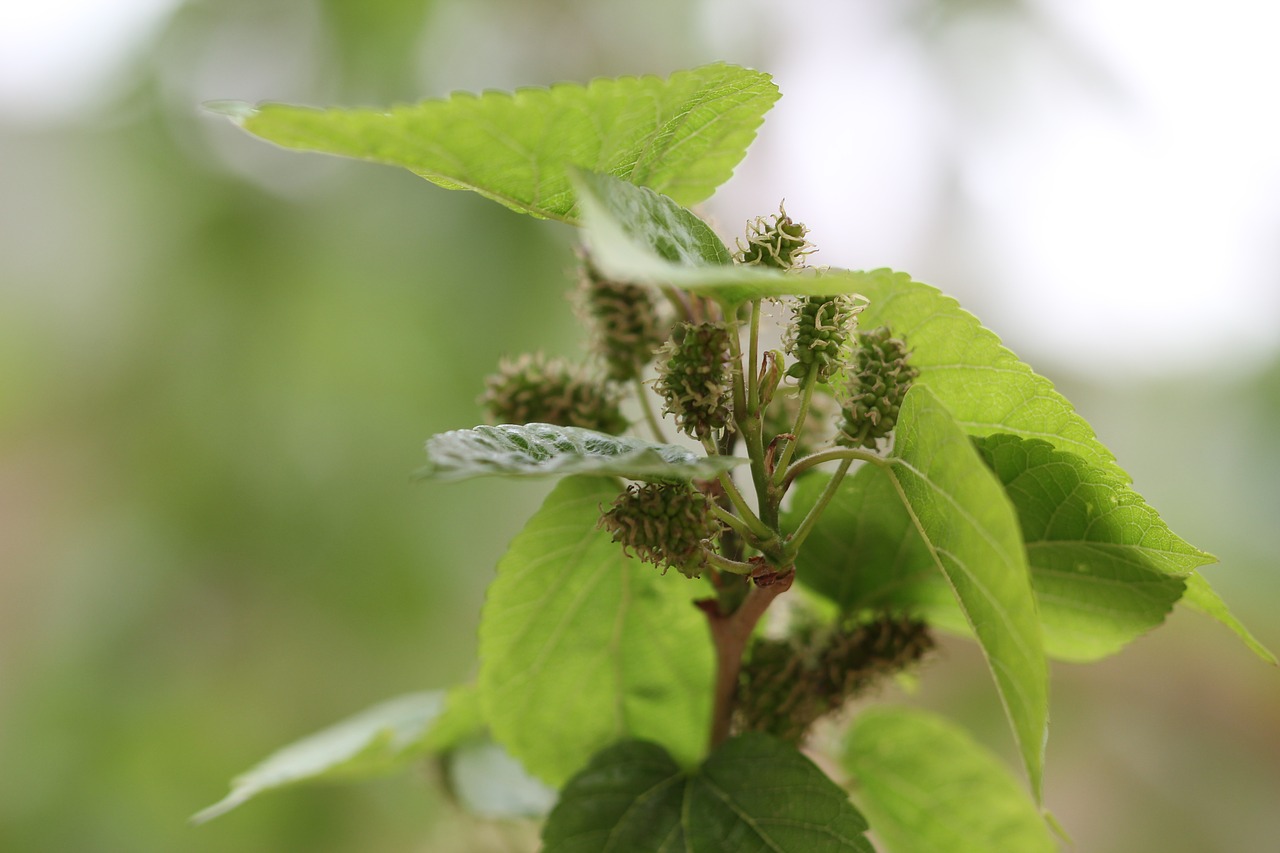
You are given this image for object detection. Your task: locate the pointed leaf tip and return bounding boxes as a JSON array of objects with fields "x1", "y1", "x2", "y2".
[{"x1": 201, "y1": 100, "x2": 257, "y2": 122}]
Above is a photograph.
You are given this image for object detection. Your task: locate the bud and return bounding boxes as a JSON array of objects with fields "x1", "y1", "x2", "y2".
[
  {"x1": 599, "y1": 482, "x2": 721, "y2": 578},
  {"x1": 784, "y1": 295, "x2": 861, "y2": 382},
  {"x1": 479, "y1": 353, "x2": 627, "y2": 435},
  {"x1": 653, "y1": 322, "x2": 734, "y2": 440},
  {"x1": 838, "y1": 327, "x2": 919, "y2": 449},
  {"x1": 736, "y1": 202, "x2": 815, "y2": 270},
  {"x1": 578, "y1": 255, "x2": 667, "y2": 383},
  {"x1": 756, "y1": 349, "x2": 784, "y2": 412},
  {"x1": 736, "y1": 616, "x2": 934, "y2": 743}
]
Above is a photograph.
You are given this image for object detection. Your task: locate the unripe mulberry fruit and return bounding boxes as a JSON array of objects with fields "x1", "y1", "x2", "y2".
[
  {"x1": 838, "y1": 327, "x2": 919, "y2": 449},
  {"x1": 480, "y1": 353, "x2": 627, "y2": 435},
  {"x1": 653, "y1": 322, "x2": 734, "y2": 440},
  {"x1": 784, "y1": 295, "x2": 861, "y2": 382},
  {"x1": 736, "y1": 203, "x2": 815, "y2": 270},
  {"x1": 599, "y1": 482, "x2": 720, "y2": 578},
  {"x1": 578, "y1": 256, "x2": 667, "y2": 383},
  {"x1": 736, "y1": 616, "x2": 934, "y2": 743}
]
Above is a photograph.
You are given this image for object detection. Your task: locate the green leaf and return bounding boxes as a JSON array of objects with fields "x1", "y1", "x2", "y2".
[
  {"x1": 216, "y1": 63, "x2": 778, "y2": 222},
  {"x1": 1182, "y1": 572, "x2": 1278, "y2": 665},
  {"x1": 445, "y1": 738, "x2": 558, "y2": 819},
  {"x1": 843, "y1": 707, "x2": 1055, "y2": 853},
  {"x1": 856, "y1": 270, "x2": 1126, "y2": 481},
  {"x1": 479, "y1": 476, "x2": 713, "y2": 786},
  {"x1": 975, "y1": 434, "x2": 1214, "y2": 661},
  {"x1": 542, "y1": 734, "x2": 874, "y2": 852},
  {"x1": 883, "y1": 386, "x2": 1048, "y2": 801},
  {"x1": 192, "y1": 686, "x2": 481, "y2": 823},
  {"x1": 419, "y1": 422, "x2": 744, "y2": 482},
  {"x1": 572, "y1": 169, "x2": 881, "y2": 304}
]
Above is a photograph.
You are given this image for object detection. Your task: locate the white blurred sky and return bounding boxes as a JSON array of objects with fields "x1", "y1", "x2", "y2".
[{"x1": 4, "y1": 0, "x2": 1278, "y2": 377}]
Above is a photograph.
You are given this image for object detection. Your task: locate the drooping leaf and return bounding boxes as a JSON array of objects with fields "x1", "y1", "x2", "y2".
[
  {"x1": 192, "y1": 686, "x2": 481, "y2": 823},
  {"x1": 856, "y1": 270, "x2": 1126, "y2": 481},
  {"x1": 213, "y1": 63, "x2": 779, "y2": 222},
  {"x1": 478, "y1": 476, "x2": 713, "y2": 786},
  {"x1": 542, "y1": 734, "x2": 874, "y2": 853},
  {"x1": 882, "y1": 386, "x2": 1048, "y2": 801},
  {"x1": 572, "y1": 169, "x2": 880, "y2": 304},
  {"x1": 445, "y1": 738, "x2": 558, "y2": 819},
  {"x1": 1182, "y1": 572, "x2": 1277, "y2": 665},
  {"x1": 419, "y1": 422, "x2": 744, "y2": 482},
  {"x1": 843, "y1": 707, "x2": 1056, "y2": 853},
  {"x1": 975, "y1": 434, "x2": 1214, "y2": 660}
]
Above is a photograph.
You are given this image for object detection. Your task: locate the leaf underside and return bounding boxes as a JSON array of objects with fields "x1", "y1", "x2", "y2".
[
  {"x1": 219, "y1": 63, "x2": 779, "y2": 222},
  {"x1": 542, "y1": 735, "x2": 874, "y2": 852},
  {"x1": 844, "y1": 706, "x2": 1056, "y2": 853},
  {"x1": 420, "y1": 422, "x2": 744, "y2": 482},
  {"x1": 193, "y1": 686, "x2": 480, "y2": 823},
  {"x1": 478, "y1": 476, "x2": 713, "y2": 787}
]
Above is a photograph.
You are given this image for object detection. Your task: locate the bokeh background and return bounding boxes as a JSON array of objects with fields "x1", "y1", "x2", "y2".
[{"x1": 2, "y1": 1, "x2": 1278, "y2": 851}]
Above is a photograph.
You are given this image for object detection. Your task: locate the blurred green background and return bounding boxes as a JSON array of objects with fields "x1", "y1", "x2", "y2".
[{"x1": 1, "y1": 1, "x2": 1276, "y2": 851}]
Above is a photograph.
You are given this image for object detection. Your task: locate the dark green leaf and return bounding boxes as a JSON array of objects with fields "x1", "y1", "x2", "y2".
[
  {"x1": 216, "y1": 63, "x2": 779, "y2": 222},
  {"x1": 542, "y1": 734, "x2": 874, "y2": 852},
  {"x1": 1182, "y1": 572, "x2": 1277, "y2": 665},
  {"x1": 572, "y1": 169, "x2": 881, "y2": 304},
  {"x1": 420, "y1": 422, "x2": 744, "y2": 482},
  {"x1": 884, "y1": 386, "x2": 1048, "y2": 801},
  {"x1": 843, "y1": 707, "x2": 1055, "y2": 853},
  {"x1": 192, "y1": 686, "x2": 480, "y2": 823},
  {"x1": 856, "y1": 270, "x2": 1126, "y2": 481},
  {"x1": 479, "y1": 476, "x2": 713, "y2": 786}
]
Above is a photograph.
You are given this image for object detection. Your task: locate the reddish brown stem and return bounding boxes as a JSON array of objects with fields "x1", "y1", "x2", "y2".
[{"x1": 699, "y1": 567, "x2": 795, "y2": 749}]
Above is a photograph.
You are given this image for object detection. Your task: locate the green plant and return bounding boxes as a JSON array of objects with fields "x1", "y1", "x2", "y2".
[{"x1": 195, "y1": 64, "x2": 1275, "y2": 851}]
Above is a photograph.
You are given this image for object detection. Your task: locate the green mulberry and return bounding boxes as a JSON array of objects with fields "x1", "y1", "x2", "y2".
[
  {"x1": 599, "y1": 482, "x2": 720, "y2": 578},
  {"x1": 578, "y1": 255, "x2": 667, "y2": 382},
  {"x1": 653, "y1": 322, "x2": 734, "y2": 440},
  {"x1": 784, "y1": 294, "x2": 861, "y2": 382},
  {"x1": 838, "y1": 327, "x2": 918, "y2": 449},
  {"x1": 480, "y1": 353, "x2": 627, "y2": 435},
  {"x1": 736, "y1": 203, "x2": 815, "y2": 270}
]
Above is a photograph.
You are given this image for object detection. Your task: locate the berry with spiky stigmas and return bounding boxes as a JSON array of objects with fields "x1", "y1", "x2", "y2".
[
  {"x1": 784, "y1": 294, "x2": 862, "y2": 382},
  {"x1": 736, "y1": 203, "x2": 815, "y2": 270},
  {"x1": 654, "y1": 322, "x2": 734, "y2": 440},
  {"x1": 736, "y1": 616, "x2": 934, "y2": 743},
  {"x1": 838, "y1": 327, "x2": 919, "y2": 449},
  {"x1": 599, "y1": 482, "x2": 721, "y2": 579},
  {"x1": 578, "y1": 256, "x2": 667, "y2": 382},
  {"x1": 480, "y1": 353, "x2": 627, "y2": 434}
]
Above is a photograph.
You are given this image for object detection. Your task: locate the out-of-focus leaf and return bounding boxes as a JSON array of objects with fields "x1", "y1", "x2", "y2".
[
  {"x1": 542, "y1": 734, "x2": 874, "y2": 852},
  {"x1": 843, "y1": 706, "x2": 1055, "y2": 853},
  {"x1": 478, "y1": 476, "x2": 712, "y2": 786},
  {"x1": 213, "y1": 63, "x2": 778, "y2": 222},
  {"x1": 419, "y1": 423, "x2": 743, "y2": 482},
  {"x1": 193, "y1": 687, "x2": 480, "y2": 823},
  {"x1": 572, "y1": 169, "x2": 879, "y2": 304},
  {"x1": 445, "y1": 739, "x2": 557, "y2": 819}
]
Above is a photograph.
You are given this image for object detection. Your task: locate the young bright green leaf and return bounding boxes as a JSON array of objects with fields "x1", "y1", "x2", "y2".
[
  {"x1": 542, "y1": 734, "x2": 874, "y2": 853},
  {"x1": 445, "y1": 738, "x2": 558, "y2": 819},
  {"x1": 1182, "y1": 572, "x2": 1278, "y2": 665},
  {"x1": 843, "y1": 707, "x2": 1056, "y2": 853},
  {"x1": 478, "y1": 476, "x2": 713, "y2": 786},
  {"x1": 975, "y1": 434, "x2": 1214, "y2": 661},
  {"x1": 419, "y1": 422, "x2": 743, "y2": 482},
  {"x1": 192, "y1": 686, "x2": 480, "y2": 823},
  {"x1": 572, "y1": 169, "x2": 880, "y2": 304},
  {"x1": 884, "y1": 386, "x2": 1048, "y2": 801},
  {"x1": 216, "y1": 63, "x2": 778, "y2": 222},
  {"x1": 856, "y1": 270, "x2": 1127, "y2": 481}
]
